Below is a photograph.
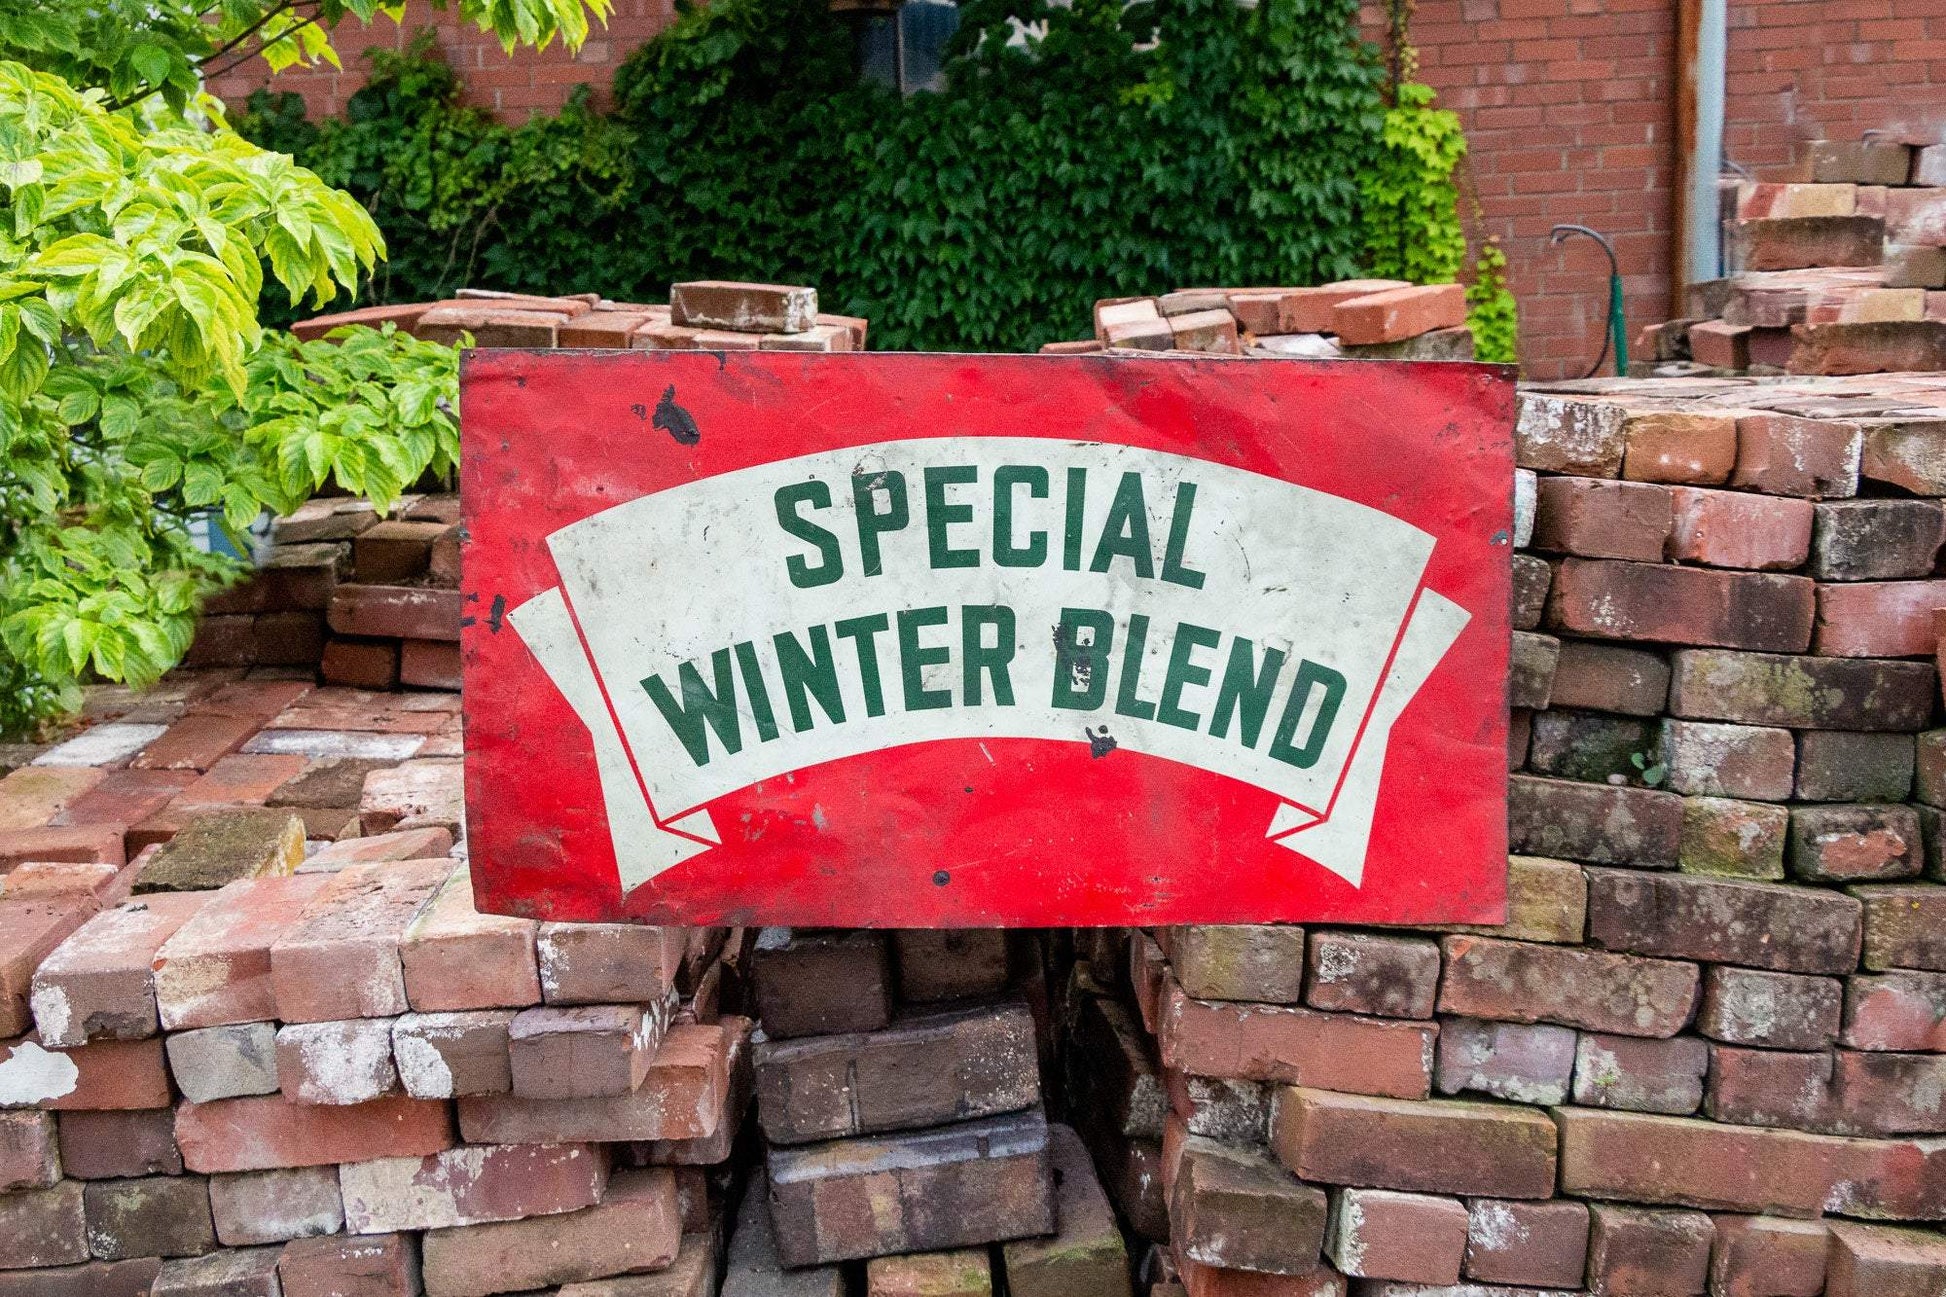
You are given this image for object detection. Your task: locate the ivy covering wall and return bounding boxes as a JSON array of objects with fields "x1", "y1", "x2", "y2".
[{"x1": 241, "y1": 0, "x2": 1513, "y2": 357}]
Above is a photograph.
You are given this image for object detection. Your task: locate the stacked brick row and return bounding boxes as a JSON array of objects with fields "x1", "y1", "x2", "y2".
[
  {"x1": 1643, "y1": 136, "x2": 1946, "y2": 376},
  {"x1": 0, "y1": 674, "x2": 752, "y2": 1296},
  {"x1": 725, "y1": 928, "x2": 1131, "y2": 1297},
  {"x1": 1039, "y1": 283, "x2": 1474, "y2": 362},
  {"x1": 295, "y1": 283, "x2": 868, "y2": 354},
  {"x1": 1060, "y1": 372, "x2": 1946, "y2": 1295}
]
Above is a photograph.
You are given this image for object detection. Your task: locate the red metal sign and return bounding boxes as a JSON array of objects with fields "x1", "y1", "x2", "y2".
[{"x1": 461, "y1": 351, "x2": 1514, "y2": 926}]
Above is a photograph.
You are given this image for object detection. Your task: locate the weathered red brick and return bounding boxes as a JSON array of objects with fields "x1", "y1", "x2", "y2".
[
  {"x1": 1586, "y1": 1204, "x2": 1713, "y2": 1296},
  {"x1": 1549, "y1": 559, "x2": 1814, "y2": 651},
  {"x1": 1855, "y1": 883, "x2": 1946, "y2": 971},
  {"x1": 175, "y1": 1094, "x2": 454, "y2": 1173},
  {"x1": 1171, "y1": 1136, "x2": 1327, "y2": 1275},
  {"x1": 56, "y1": 1107, "x2": 182, "y2": 1178},
  {"x1": 1621, "y1": 410, "x2": 1740, "y2": 485},
  {"x1": 457, "y1": 1020, "x2": 736, "y2": 1145},
  {"x1": 1531, "y1": 477, "x2": 1671, "y2": 561},
  {"x1": 1826, "y1": 1220, "x2": 1946, "y2": 1297},
  {"x1": 1844, "y1": 971, "x2": 1946, "y2": 1051},
  {"x1": 1329, "y1": 284, "x2": 1465, "y2": 345},
  {"x1": 1668, "y1": 487, "x2": 1814, "y2": 570},
  {"x1": 1556, "y1": 1107, "x2": 1848, "y2": 1214},
  {"x1": 1572, "y1": 1032, "x2": 1708, "y2": 1115},
  {"x1": 0, "y1": 896, "x2": 102, "y2": 1035},
  {"x1": 1508, "y1": 775, "x2": 1681, "y2": 867},
  {"x1": 1462, "y1": 1198, "x2": 1589, "y2": 1289},
  {"x1": 207, "y1": 1165, "x2": 342, "y2": 1245},
  {"x1": 0, "y1": 1110, "x2": 57, "y2": 1190},
  {"x1": 1585, "y1": 868, "x2": 1863, "y2": 974},
  {"x1": 1732, "y1": 413, "x2": 1862, "y2": 499},
  {"x1": 1270, "y1": 1087, "x2": 1556, "y2": 1199},
  {"x1": 1669, "y1": 649, "x2": 1933, "y2": 731},
  {"x1": 1158, "y1": 980, "x2": 1435, "y2": 1099},
  {"x1": 1437, "y1": 935, "x2": 1699, "y2": 1038},
  {"x1": 1708, "y1": 1214, "x2": 1826, "y2": 1297},
  {"x1": 30, "y1": 893, "x2": 209, "y2": 1046},
  {"x1": 1434, "y1": 1017, "x2": 1575, "y2": 1106},
  {"x1": 1548, "y1": 642, "x2": 1669, "y2": 716},
  {"x1": 269, "y1": 858, "x2": 450, "y2": 1022},
  {"x1": 1323, "y1": 1188, "x2": 1466, "y2": 1285},
  {"x1": 1789, "y1": 804, "x2": 1922, "y2": 882},
  {"x1": 339, "y1": 1142, "x2": 607, "y2": 1233},
  {"x1": 154, "y1": 876, "x2": 330, "y2": 1030}
]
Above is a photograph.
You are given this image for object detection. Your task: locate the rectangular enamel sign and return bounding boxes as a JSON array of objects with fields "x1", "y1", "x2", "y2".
[{"x1": 460, "y1": 351, "x2": 1515, "y2": 926}]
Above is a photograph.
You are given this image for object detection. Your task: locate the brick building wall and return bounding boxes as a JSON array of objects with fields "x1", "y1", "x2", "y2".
[{"x1": 216, "y1": 0, "x2": 1946, "y2": 378}]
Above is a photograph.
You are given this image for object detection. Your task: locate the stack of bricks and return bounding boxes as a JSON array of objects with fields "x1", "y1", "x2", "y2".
[
  {"x1": 1040, "y1": 282, "x2": 1474, "y2": 363},
  {"x1": 1063, "y1": 372, "x2": 1946, "y2": 1295},
  {"x1": 295, "y1": 282, "x2": 867, "y2": 354},
  {"x1": 729, "y1": 928, "x2": 1131, "y2": 1297},
  {"x1": 1642, "y1": 135, "x2": 1946, "y2": 376},
  {"x1": 0, "y1": 673, "x2": 752, "y2": 1296}
]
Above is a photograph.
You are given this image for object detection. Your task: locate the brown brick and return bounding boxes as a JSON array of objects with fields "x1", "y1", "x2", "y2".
[
  {"x1": 1515, "y1": 395, "x2": 1627, "y2": 477},
  {"x1": 1511, "y1": 555, "x2": 1550, "y2": 630},
  {"x1": 1668, "y1": 649, "x2": 1934, "y2": 731},
  {"x1": 1734, "y1": 215, "x2": 1883, "y2": 270},
  {"x1": 174, "y1": 1094, "x2": 454, "y2": 1173},
  {"x1": 537, "y1": 921, "x2": 678, "y2": 1005},
  {"x1": 1526, "y1": 710, "x2": 1655, "y2": 784},
  {"x1": 1825, "y1": 1220, "x2": 1946, "y2": 1297},
  {"x1": 1789, "y1": 804, "x2": 1923, "y2": 882},
  {"x1": 1323, "y1": 1188, "x2": 1466, "y2": 1285},
  {"x1": 1433, "y1": 1017, "x2": 1575, "y2": 1106},
  {"x1": 1861, "y1": 418, "x2": 1946, "y2": 495},
  {"x1": 756, "y1": 1002, "x2": 1039, "y2": 1145},
  {"x1": 1548, "y1": 642, "x2": 1669, "y2": 716},
  {"x1": 1792, "y1": 322, "x2": 1946, "y2": 376},
  {"x1": 321, "y1": 638, "x2": 398, "y2": 689},
  {"x1": 1303, "y1": 931, "x2": 1438, "y2": 1019},
  {"x1": 1172, "y1": 926, "x2": 1306, "y2": 1003},
  {"x1": 56, "y1": 1107, "x2": 182, "y2": 1178},
  {"x1": 1733, "y1": 413, "x2": 1861, "y2": 499},
  {"x1": 327, "y1": 585, "x2": 460, "y2": 642},
  {"x1": 1621, "y1": 410, "x2": 1739, "y2": 485},
  {"x1": 0, "y1": 1110, "x2": 57, "y2": 1190},
  {"x1": 1799, "y1": 732, "x2": 1916, "y2": 803},
  {"x1": 1668, "y1": 487, "x2": 1814, "y2": 570},
  {"x1": 1706, "y1": 1044, "x2": 1832, "y2": 1129},
  {"x1": 153, "y1": 1244, "x2": 293, "y2": 1295},
  {"x1": 0, "y1": 824, "x2": 127, "y2": 869},
  {"x1": 1276, "y1": 281, "x2": 1409, "y2": 333},
  {"x1": 1816, "y1": 579, "x2": 1946, "y2": 658},
  {"x1": 83, "y1": 1175, "x2": 216, "y2": 1259},
  {"x1": 207, "y1": 1166, "x2": 342, "y2": 1245},
  {"x1": 269, "y1": 858, "x2": 450, "y2": 1022},
  {"x1": 889, "y1": 929, "x2": 1008, "y2": 1001},
  {"x1": 1699, "y1": 966, "x2": 1841, "y2": 1050},
  {"x1": 1159, "y1": 980, "x2": 1435, "y2": 1100},
  {"x1": 1532, "y1": 478, "x2": 1673, "y2": 561},
  {"x1": 131, "y1": 715, "x2": 258, "y2": 773},
  {"x1": 1463, "y1": 1198, "x2": 1589, "y2": 1288},
  {"x1": 1269, "y1": 1088, "x2": 1557, "y2": 1199},
  {"x1": 391, "y1": 1010, "x2": 514, "y2": 1098},
  {"x1": 1509, "y1": 631, "x2": 1558, "y2": 710},
  {"x1": 751, "y1": 928, "x2": 891, "y2": 1038},
  {"x1": 1812, "y1": 500, "x2": 1946, "y2": 581},
  {"x1": 1586, "y1": 1204, "x2": 1713, "y2": 1297},
  {"x1": 1071, "y1": 993, "x2": 1167, "y2": 1141},
  {"x1": 1438, "y1": 935, "x2": 1698, "y2": 1038},
  {"x1": 671, "y1": 282, "x2": 816, "y2": 333},
  {"x1": 1708, "y1": 1215, "x2": 1826, "y2": 1297},
  {"x1": 1571, "y1": 1032, "x2": 1708, "y2": 1115},
  {"x1": 1002, "y1": 1123, "x2": 1130, "y2": 1297},
  {"x1": 0, "y1": 1179, "x2": 86, "y2": 1268},
  {"x1": 1171, "y1": 1135, "x2": 1327, "y2": 1274},
  {"x1": 1508, "y1": 775, "x2": 1681, "y2": 868},
  {"x1": 278, "y1": 1231, "x2": 420, "y2": 1297},
  {"x1": 1660, "y1": 720, "x2": 1795, "y2": 801},
  {"x1": 509, "y1": 1004, "x2": 660, "y2": 1100},
  {"x1": 153, "y1": 876, "x2": 327, "y2": 1030},
  {"x1": 1855, "y1": 883, "x2": 1946, "y2": 971},
  {"x1": 1424, "y1": 855, "x2": 1587, "y2": 945},
  {"x1": 1548, "y1": 560, "x2": 1813, "y2": 652},
  {"x1": 764, "y1": 1109, "x2": 1056, "y2": 1266},
  {"x1": 0, "y1": 1258, "x2": 160, "y2": 1296},
  {"x1": 1844, "y1": 971, "x2": 1946, "y2": 1051},
  {"x1": 1586, "y1": 869, "x2": 1863, "y2": 974},
  {"x1": 1555, "y1": 1107, "x2": 1846, "y2": 1214},
  {"x1": 866, "y1": 1250, "x2": 990, "y2": 1297},
  {"x1": 1679, "y1": 796, "x2": 1788, "y2": 879}
]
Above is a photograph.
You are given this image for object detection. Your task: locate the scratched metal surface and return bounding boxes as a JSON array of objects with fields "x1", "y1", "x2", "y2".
[{"x1": 460, "y1": 351, "x2": 1515, "y2": 927}]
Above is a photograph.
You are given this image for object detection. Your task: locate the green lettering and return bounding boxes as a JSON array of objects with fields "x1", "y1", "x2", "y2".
[
  {"x1": 774, "y1": 481, "x2": 842, "y2": 589},
  {"x1": 924, "y1": 465, "x2": 979, "y2": 569},
  {"x1": 1210, "y1": 637, "x2": 1287, "y2": 747},
  {"x1": 1052, "y1": 608, "x2": 1113, "y2": 710},
  {"x1": 1090, "y1": 471, "x2": 1155, "y2": 579},
  {"x1": 1160, "y1": 481, "x2": 1208, "y2": 590},
  {"x1": 641, "y1": 650, "x2": 741, "y2": 767},
  {"x1": 834, "y1": 614, "x2": 891, "y2": 717},
  {"x1": 1114, "y1": 613, "x2": 1157, "y2": 720},
  {"x1": 732, "y1": 641, "x2": 779, "y2": 743},
  {"x1": 851, "y1": 469, "x2": 909, "y2": 577},
  {"x1": 897, "y1": 606, "x2": 953, "y2": 711},
  {"x1": 774, "y1": 625, "x2": 846, "y2": 732},
  {"x1": 1156, "y1": 622, "x2": 1220, "y2": 730},
  {"x1": 1062, "y1": 467, "x2": 1087, "y2": 571},
  {"x1": 993, "y1": 465, "x2": 1049, "y2": 568},
  {"x1": 961, "y1": 605, "x2": 1017, "y2": 706},
  {"x1": 1268, "y1": 659, "x2": 1346, "y2": 769}
]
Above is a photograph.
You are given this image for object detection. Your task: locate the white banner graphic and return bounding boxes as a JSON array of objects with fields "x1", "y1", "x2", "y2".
[{"x1": 509, "y1": 438, "x2": 1468, "y2": 893}]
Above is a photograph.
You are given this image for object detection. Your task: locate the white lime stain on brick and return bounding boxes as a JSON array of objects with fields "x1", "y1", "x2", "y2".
[
  {"x1": 27, "y1": 982, "x2": 73, "y2": 1048},
  {"x1": 0, "y1": 1039, "x2": 80, "y2": 1104}
]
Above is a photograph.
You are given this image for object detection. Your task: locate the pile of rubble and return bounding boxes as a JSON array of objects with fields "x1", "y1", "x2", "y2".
[
  {"x1": 1040, "y1": 281, "x2": 1474, "y2": 362},
  {"x1": 1644, "y1": 135, "x2": 1946, "y2": 375}
]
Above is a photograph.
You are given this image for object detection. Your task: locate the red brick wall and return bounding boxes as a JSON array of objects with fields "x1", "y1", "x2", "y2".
[{"x1": 220, "y1": 0, "x2": 1946, "y2": 378}]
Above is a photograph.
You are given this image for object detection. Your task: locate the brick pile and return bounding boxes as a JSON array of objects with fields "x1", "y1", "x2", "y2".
[
  {"x1": 294, "y1": 283, "x2": 868, "y2": 354},
  {"x1": 732, "y1": 928, "x2": 1131, "y2": 1297},
  {"x1": 1063, "y1": 372, "x2": 1946, "y2": 1295},
  {"x1": 1039, "y1": 283, "x2": 1474, "y2": 362},
  {"x1": 0, "y1": 673, "x2": 752, "y2": 1296},
  {"x1": 1642, "y1": 135, "x2": 1946, "y2": 377}
]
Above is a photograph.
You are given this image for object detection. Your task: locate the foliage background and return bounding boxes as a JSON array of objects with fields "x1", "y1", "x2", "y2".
[{"x1": 238, "y1": 0, "x2": 1498, "y2": 355}]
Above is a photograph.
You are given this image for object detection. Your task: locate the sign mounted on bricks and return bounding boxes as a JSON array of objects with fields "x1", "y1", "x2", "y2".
[{"x1": 461, "y1": 352, "x2": 1514, "y2": 925}]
